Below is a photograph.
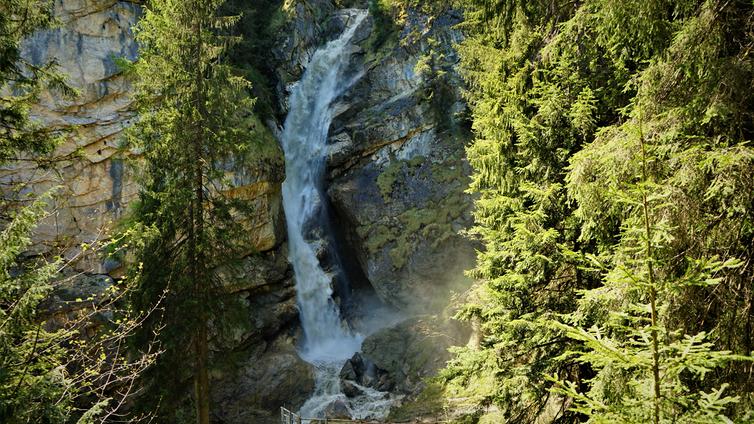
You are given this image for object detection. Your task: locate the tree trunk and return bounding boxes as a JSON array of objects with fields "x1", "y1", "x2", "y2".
[{"x1": 193, "y1": 12, "x2": 210, "y2": 424}]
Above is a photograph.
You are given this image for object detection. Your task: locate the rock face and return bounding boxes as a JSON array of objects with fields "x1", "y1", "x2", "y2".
[
  {"x1": 327, "y1": 7, "x2": 477, "y2": 313},
  {"x1": 211, "y1": 336, "x2": 315, "y2": 424},
  {"x1": 275, "y1": 1, "x2": 477, "y2": 314},
  {"x1": 9, "y1": 0, "x2": 313, "y2": 421},
  {"x1": 4, "y1": 0, "x2": 142, "y2": 274}
]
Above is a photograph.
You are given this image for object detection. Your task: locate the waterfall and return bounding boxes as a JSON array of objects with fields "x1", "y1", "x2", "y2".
[
  {"x1": 281, "y1": 9, "x2": 367, "y2": 362},
  {"x1": 282, "y1": 9, "x2": 395, "y2": 420}
]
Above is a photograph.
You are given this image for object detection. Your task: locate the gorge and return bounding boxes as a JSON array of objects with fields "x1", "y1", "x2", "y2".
[{"x1": 8, "y1": 0, "x2": 752, "y2": 423}]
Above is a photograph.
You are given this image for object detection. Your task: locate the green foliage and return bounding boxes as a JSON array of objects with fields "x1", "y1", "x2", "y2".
[
  {"x1": 0, "y1": 3, "x2": 153, "y2": 422},
  {"x1": 0, "y1": 194, "x2": 68, "y2": 422},
  {"x1": 0, "y1": 0, "x2": 74, "y2": 163},
  {"x1": 444, "y1": 0, "x2": 754, "y2": 421},
  {"x1": 124, "y1": 0, "x2": 259, "y2": 420},
  {"x1": 554, "y1": 110, "x2": 751, "y2": 422},
  {"x1": 221, "y1": 0, "x2": 284, "y2": 120},
  {"x1": 415, "y1": 38, "x2": 457, "y2": 133}
]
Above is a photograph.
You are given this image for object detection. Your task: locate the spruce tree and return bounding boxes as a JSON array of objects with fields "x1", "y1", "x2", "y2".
[
  {"x1": 124, "y1": 0, "x2": 254, "y2": 422},
  {"x1": 555, "y1": 101, "x2": 750, "y2": 423},
  {"x1": 443, "y1": 0, "x2": 754, "y2": 421},
  {"x1": 1, "y1": 3, "x2": 156, "y2": 422}
]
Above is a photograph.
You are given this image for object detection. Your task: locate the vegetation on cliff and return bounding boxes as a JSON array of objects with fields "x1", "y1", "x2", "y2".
[{"x1": 1, "y1": 1, "x2": 154, "y2": 422}]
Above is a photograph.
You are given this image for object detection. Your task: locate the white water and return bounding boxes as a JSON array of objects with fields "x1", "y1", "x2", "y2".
[{"x1": 281, "y1": 9, "x2": 396, "y2": 421}]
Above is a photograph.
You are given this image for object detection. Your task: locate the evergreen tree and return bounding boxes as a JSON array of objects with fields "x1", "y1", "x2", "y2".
[
  {"x1": 443, "y1": 0, "x2": 754, "y2": 421},
  {"x1": 124, "y1": 0, "x2": 255, "y2": 422},
  {"x1": 0, "y1": 195, "x2": 68, "y2": 421},
  {"x1": 554, "y1": 101, "x2": 750, "y2": 423},
  {"x1": 1, "y1": 3, "x2": 156, "y2": 422},
  {"x1": 0, "y1": 0, "x2": 73, "y2": 162}
]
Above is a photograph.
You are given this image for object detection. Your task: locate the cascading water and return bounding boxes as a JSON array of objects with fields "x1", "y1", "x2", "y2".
[{"x1": 281, "y1": 9, "x2": 396, "y2": 420}]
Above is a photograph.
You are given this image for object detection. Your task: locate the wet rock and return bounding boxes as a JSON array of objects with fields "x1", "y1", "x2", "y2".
[
  {"x1": 319, "y1": 6, "x2": 476, "y2": 313},
  {"x1": 341, "y1": 380, "x2": 366, "y2": 398},
  {"x1": 324, "y1": 399, "x2": 352, "y2": 419},
  {"x1": 340, "y1": 352, "x2": 393, "y2": 392}
]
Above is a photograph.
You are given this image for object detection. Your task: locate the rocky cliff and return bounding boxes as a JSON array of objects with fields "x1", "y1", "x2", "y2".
[
  {"x1": 275, "y1": 0, "x2": 476, "y2": 316},
  {"x1": 274, "y1": 0, "x2": 476, "y2": 412},
  {"x1": 8, "y1": 1, "x2": 310, "y2": 422},
  {"x1": 10, "y1": 0, "x2": 477, "y2": 421}
]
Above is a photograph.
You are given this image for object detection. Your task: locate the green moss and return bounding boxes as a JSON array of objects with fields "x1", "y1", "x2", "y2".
[
  {"x1": 376, "y1": 155, "x2": 425, "y2": 200},
  {"x1": 376, "y1": 160, "x2": 404, "y2": 200},
  {"x1": 387, "y1": 381, "x2": 446, "y2": 421},
  {"x1": 368, "y1": 153, "x2": 470, "y2": 270},
  {"x1": 362, "y1": 224, "x2": 398, "y2": 254},
  {"x1": 389, "y1": 241, "x2": 411, "y2": 269},
  {"x1": 401, "y1": 207, "x2": 442, "y2": 233},
  {"x1": 232, "y1": 114, "x2": 284, "y2": 174},
  {"x1": 431, "y1": 159, "x2": 465, "y2": 184},
  {"x1": 408, "y1": 154, "x2": 426, "y2": 168}
]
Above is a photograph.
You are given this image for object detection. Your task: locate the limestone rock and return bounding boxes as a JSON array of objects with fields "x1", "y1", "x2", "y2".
[
  {"x1": 8, "y1": 0, "x2": 286, "y2": 274},
  {"x1": 2, "y1": 0, "x2": 142, "y2": 274},
  {"x1": 274, "y1": 0, "x2": 337, "y2": 88}
]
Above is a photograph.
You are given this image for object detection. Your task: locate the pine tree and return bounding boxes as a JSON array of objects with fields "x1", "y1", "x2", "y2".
[{"x1": 124, "y1": 0, "x2": 255, "y2": 422}]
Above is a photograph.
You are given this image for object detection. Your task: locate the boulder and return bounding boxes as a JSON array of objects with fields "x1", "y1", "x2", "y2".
[
  {"x1": 340, "y1": 352, "x2": 392, "y2": 392},
  {"x1": 341, "y1": 380, "x2": 366, "y2": 398},
  {"x1": 211, "y1": 337, "x2": 316, "y2": 424},
  {"x1": 359, "y1": 316, "x2": 469, "y2": 395},
  {"x1": 323, "y1": 399, "x2": 351, "y2": 419}
]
